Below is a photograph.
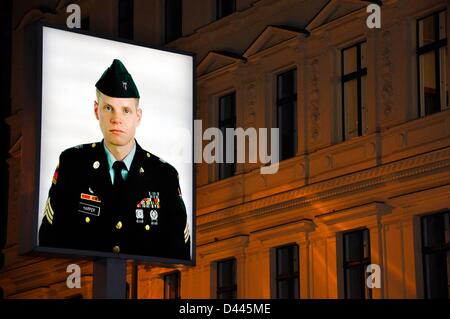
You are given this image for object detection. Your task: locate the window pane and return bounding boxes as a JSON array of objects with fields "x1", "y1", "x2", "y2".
[
  {"x1": 419, "y1": 15, "x2": 436, "y2": 47},
  {"x1": 423, "y1": 253, "x2": 448, "y2": 298},
  {"x1": 345, "y1": 267, "x2": 364, "y2": 299},
  {"x1": 343, "y1": 46, "x2": 357, "y2": 75},
  {"x1": 217, "y1": 259, "x2": 236, "y2": 289},
  {"x1": 439, "y1": 11, "x2": 447, "y2": 40},
  {"x1": 440, "y1": 47, "x2": 448, "y2": 110},
  {"x1": 277, "y1": 245, "x2": 299, "y2": 275},
  {"x1": 344, "y1": 79, "x2": 358, "y2": 139},
  {"x1": 278, "y1": 102, "x2": 296, "y2": 160},
  {"x1": 344, "y1": 231, "x2": 362, "y2": 262},
  {"x1": 164, "y1": 272, "x2": 180, "y2": 299},
  {"x1": 422, "y1": 213, "x2": 446, "y2": 247},
  {"x1": 219, "y1": 94, "x2": 235, "y2": 122},
  {"x1": 218, "y1": 93, "x2": 236, "y2": 179},
  {"x1": 361, "y1": 75, "x2": 367, "y2": 131},
  {"x1": 277, "y1": 70, "x2": 296, "y2": 99},
  {"x1": 277, "y1": 279, "x2": 298, "y2": 299},
  {"x1": 419, "y1": 51, "x2": 439, "y2": 115},
  {"x1": 361, "y1": 42, "x2": 367, "y2": 69},
  {"x1": 217, "y1": 0, "x2": 236, "y2": 19},
  {"x1": 165, "y1": 0, "x2": 182, "y2": 43}
]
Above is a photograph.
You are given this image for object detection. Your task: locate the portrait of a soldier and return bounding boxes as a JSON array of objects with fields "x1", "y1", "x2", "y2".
[{"x1": 38, "y1": 59, "x2": 191, "y2": 260}]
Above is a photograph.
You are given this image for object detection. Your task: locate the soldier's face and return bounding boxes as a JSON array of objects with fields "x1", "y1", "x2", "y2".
[{"x1": 94, "y1": 94, "x2": 142, "y2": 149}]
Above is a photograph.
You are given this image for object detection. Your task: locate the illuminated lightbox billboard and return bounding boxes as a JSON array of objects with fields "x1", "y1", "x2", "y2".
[{"x1": 25, "y1": 25, "x2": 194, "y2": 265}]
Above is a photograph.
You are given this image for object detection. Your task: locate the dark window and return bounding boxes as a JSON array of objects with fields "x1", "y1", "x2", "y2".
[
  {"x1": 275, "y1": 245, "x2": 299, "y2": 299},
  {"x1": 343, "y1": 229, "x2": 371, "y2": 299},
  {"x1": 217, "y1": 258, "x2": 237, "y2": 299},
  {"x1": 218, "y1": 92, "x2": 236, "y2": 180},
  {"x1": 421, "y1": 211, "x2": 450, "y2": 298},
  {"x1": 81, "y1": 16, "x2": 90, "y2": 31},
  {"x1": 417, "y1": 11, "x2": 448, "y2": 116},
  {"x1": 216, "y1": 0, "x2": 236, "y2": 19},
  {"x1": 126, "y1": 282, "x2": 130, "y2": 299},
  {"x1": 276, "y1": 69, "x2": 297, "y2": 160},
  {"x1": 164, "y1": 271, "x2": 181, "y2": 299},
  {"x1": 118, "y1": 0, "x2": 133, "y2": 39},
  {"x1": 341, "y1": 42, "x2": 367, "y2": 140},
  {"x1": 165, "y1": 0, "x2": 182, "y2": 43}
]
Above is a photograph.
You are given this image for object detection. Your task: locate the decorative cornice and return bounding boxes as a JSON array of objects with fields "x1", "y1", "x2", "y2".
[
  {"x1": 315, "y1": 202, "x2": 391, "y2": 225},
  {"x1": 198, "y1": 147, "x2": 450, "y2": 232},
  {"x1": 197, "y1": 235, "x2": 249, "y2": 258},
  {"x1": 251, "y1": 219, "x2": 315, "y2": 242},
  {"x1": 243, "y1": 25, "x2": 308, "y2": 59}
]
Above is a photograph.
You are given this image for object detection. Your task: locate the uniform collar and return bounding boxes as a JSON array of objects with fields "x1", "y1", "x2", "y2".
[{"x1": 103, "y1": 140, "x2": 136, "y2": 171}]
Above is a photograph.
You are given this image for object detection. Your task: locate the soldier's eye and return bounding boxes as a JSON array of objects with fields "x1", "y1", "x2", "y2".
[
  {"x1": 105, "y1": 105, "x2": 112, "y2": 112},
  {"x1": 124, "y1": 108, "x2": 131, "y2": 114}
]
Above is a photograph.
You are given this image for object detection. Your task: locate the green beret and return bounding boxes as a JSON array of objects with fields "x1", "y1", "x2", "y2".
[{"x1": 95, "y1": 59, "x2": 140, "y2": 98}]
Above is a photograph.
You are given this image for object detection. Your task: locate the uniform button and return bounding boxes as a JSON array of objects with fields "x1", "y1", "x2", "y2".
[
  {"x1": 92, "y1": 143, "x2": 96, "y2": 148},
  {"x1": 145, "y1": 225, "x2": 150, "y2": 231},
  {"x1": 115, "y1": 221, "x2": 122, "y2": 229},
  {"x1": 113, "y1": 246, "x2": 120, "y2": 254},
  {"x1": 146, "y1": 153, "x2": 151, "y2": 158},
  {"x1": 85, "y1": 217, "x2": 90, "y2": 223}
]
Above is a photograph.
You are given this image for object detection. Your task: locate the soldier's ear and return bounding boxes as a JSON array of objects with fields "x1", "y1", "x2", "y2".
[
  {"x1": 94, "y1": 101, "x2": 99, "y2": 120},
  {"x1": 136, "y1": 107, "x2": 142, "y2": 125}
]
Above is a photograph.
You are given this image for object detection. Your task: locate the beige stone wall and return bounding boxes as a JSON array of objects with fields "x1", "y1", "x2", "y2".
[{"x1": 1, "y1": 0, "x2": 450, "y2": 299}]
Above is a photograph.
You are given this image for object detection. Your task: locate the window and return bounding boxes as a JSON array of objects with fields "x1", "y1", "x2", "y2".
[
  {"x1": 421, "y1": 211, "x2": 450, "y2": 298},
  {"x1": 218, "y1": 92, "x2": 236, "y2": 180},
  {"x1": 276, "y1": 69, "x2": 297, "y2": 160},
  {"x1": 118, "y1": 0, "x2": 133, "y2": 39},
  {"x1": 341, "y1": 42, "x2": 367, "y2": 140},
  {"x1": 164, "y1": 271, "x2": 181, "y2": 299},
  {"x1": 216, "y1": 0, "x2": 236, "y2": 20},
  {"x1": 417, "y1": 11, "x2": 448, "y2": 116},
  {"x1": 165, "y1": 0, "x2": 182, "y2": 43},
  {"x1": 216, "y1": 258, "x2": 237, "y2": 299},
  {"x1": 275, "y1": 244, "x2": 299, "y2": 299},
  {"x1": 343, "y1": 229, "x2": 371, "y2": 299}
]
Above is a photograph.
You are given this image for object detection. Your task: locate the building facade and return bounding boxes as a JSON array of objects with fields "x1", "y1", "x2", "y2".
[{"x1": 1, "y1": 0, "x2": 450, "y2": 299}]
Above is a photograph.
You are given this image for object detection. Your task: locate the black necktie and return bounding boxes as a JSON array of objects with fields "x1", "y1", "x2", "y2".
[{"x1": 113, "y1": 161, "x2": 126, "y2": 187}]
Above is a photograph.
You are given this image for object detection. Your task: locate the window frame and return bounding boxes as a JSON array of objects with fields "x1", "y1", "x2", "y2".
[
  {"x1": 276, "y1": 68, "x2": 298, "y2": 161},
  {"x1": 216, "y1": 257, "x2": 237, "y2": 299},
  {"x1": 416, "y1": 10, "x2": 448, "y2": 117},
  {"x1": 163, "y1": 270, "x2": 181, "y2": 299},
  {"x1": 420, "y1": 210, "x2": 450, "y2": 299},
  {"x1": 341, "y1": 41, "x2": 367, "y2": 141},
  {"x1": 218, "y1": 91, "x2": 236, "y2": 180},
  {"x1": 342, "y1": 228, "x2": 372, "y2": 299},
  {"x1": 275, "y1": 244, "x2": 299, "y2": 299}
]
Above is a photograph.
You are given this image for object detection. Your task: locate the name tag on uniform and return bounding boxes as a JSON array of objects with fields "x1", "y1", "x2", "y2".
[{"x1": 78, "y1": 202, "x2": 101, "y2": 216}]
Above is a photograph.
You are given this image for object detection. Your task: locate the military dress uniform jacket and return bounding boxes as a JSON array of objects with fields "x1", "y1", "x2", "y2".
[{"x1": 39, "y1": 141, "x2": 191, "y2": 260}]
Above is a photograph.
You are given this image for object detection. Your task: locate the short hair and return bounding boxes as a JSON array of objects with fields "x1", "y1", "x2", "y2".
[{"x1": 95, "y1": 89, "x2": 140, "y2": 108}]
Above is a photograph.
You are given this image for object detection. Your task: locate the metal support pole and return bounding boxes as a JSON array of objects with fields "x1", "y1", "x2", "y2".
[{"x1": 92, "y1": 258, "x2": 127, "y2": 299}]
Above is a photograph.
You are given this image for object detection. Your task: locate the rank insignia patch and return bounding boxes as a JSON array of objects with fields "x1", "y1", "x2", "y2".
[{"x1": 52, "y1": 165, "x2": 59, "y2": 185}]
